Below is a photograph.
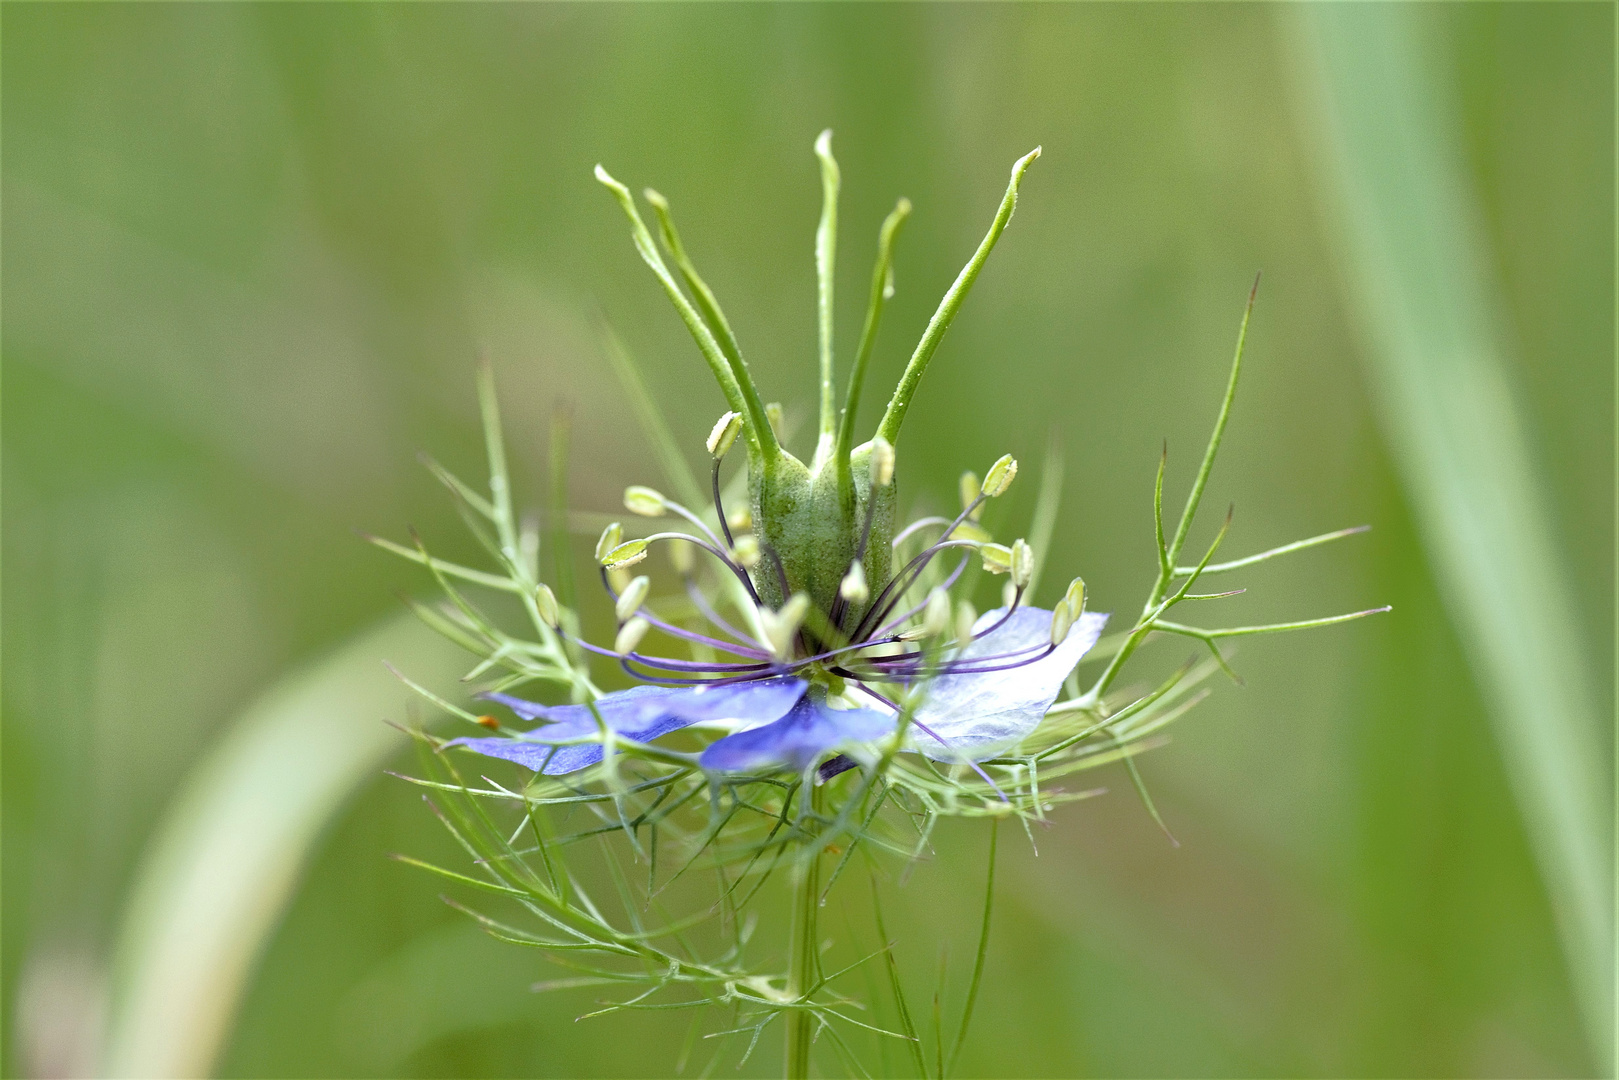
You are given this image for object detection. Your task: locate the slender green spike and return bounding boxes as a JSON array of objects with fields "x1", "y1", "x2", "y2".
[
  {"x1": 871, "y1": 874, "x2": 928, "y2": 1078},
  {"x1": 643, "y1": 188, "x2": 748, "y2": 378},
  {"x1": 1163, "y1": 274, "x2": 1258, "y2": 573},
  {"x1": 594, "y1": 165, "x2": 778, "y2": 461},
  {"x1": 876, "y1": 148, "x2": 1040, "y2": 447},
  {"x1": 475, "y1": 357, "x2": 519, "y2": 562},
  {"x1": 836, "y1": 198, "x2": 912, "y2": 513},
  {"x1": 813, "y1": 129, "x2": 841, "y2": 467},
  {"x1": 600, "y1": 323, "x2": 707, "y2": 509},
  {"x1": 1120, "y1": 752, "x2": 1179, "y2": 846},
  {"x1": 1152, "y1": 605, "x2": 1393, "y2": 640},
  {"x1": 1171, "y1": 524, "x2": 1371, "y2": 577},
  {"x1": 1153, "y1": 441, "x2": 1170, "y2": 576}
]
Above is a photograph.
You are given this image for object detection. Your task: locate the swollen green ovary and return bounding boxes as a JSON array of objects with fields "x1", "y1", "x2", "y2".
[{"x1": 750, "y1": 447, "x2": 894, "y2": 627}]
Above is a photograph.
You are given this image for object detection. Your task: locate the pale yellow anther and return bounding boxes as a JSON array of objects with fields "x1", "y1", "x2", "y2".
[
  {"x1": 759, "y1": 594, "x2": 810, "y2": 659},
  {"x1": 614, "y1": 617, "x2": 650, "y2": 655},
  {"x1": 980, "y1": 543, "x2": 1013, "y2": 575},
  {"x1": 765, "y1": 402, "x2": 785, "y2": 440},
  {"x1": 728, "y1": 506, "x2": 753, "y2": 532},
  {"x1": 706, "y1": 411, "x2": 743, "y2": 458},
  {"x1": 954, "y1": 600, "x2": 978, "y2": 645},
  {"x1": 669, "y1": 538, "x2": 695, "y2": 575},
  {"x1": 594, "y1": 522, "x2": 623, "y2": 564},
  {"x1": 959, "y1": 471, "x2": 982, "y2": 519},
  {"x1": 624, "y1": 485, "x2": 666, "y2": 517},
  {"x1": 602, "y1": 539, "x2": 649, "y2": 570},
  {"x1": 1010, "y1": 539, "x2": 1033, "y2": 589},
  {"x1": 981, "y1": 454, "x2": 1018, "y2": 498},
  {"x1": 732, "y1": 534, "x2": 761, "y2": 569},
  {"x1": 534, "y1": 583, "x2": 560, "y2": 628},
  {"x1": 870, "y1": 437, "x2": 895, "y2": 488},
  {"x1": 840, "y1": 560, "x2": 869, "y2": 604},
  {"x1": 615, "y1": 575, "x2": 651, "y2": 622},
  {"x1": 921, "y1": 587, "x2": 951, "y2": 639},
  {"x1": 1050, "y1": 599, "x2": 1075, "y2": 646},
  {"x1": 1064, "y1": 575, "x2": 1086, "y2": 615}
]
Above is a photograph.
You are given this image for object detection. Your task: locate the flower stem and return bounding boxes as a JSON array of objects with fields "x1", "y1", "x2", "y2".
[{"x1": 786, "y1": 785, "x2": 822, "y2": 1079}]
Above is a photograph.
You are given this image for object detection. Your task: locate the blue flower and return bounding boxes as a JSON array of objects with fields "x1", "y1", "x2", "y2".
[{"x1": 452, "y1": 599, "x2": 1107, "y2": 777}]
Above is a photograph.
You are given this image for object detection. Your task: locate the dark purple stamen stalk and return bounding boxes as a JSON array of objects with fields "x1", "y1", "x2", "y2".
[
  {"x1": 850, "y1": 495, "x2": 987, "y2": 642},
  {"x1": 663, "y1": 498, "x2": 729, "y2": 555},
  {"x1": 683, "y1": 576, "x2": 764, "y2": 648},
  {"x1": 852, "y1": 538, "x2": 983, "y2": 643},
  {"x1": 890, "y1": 515, "x2": 955, "y2": 549},
  {"x1": 599, "y1": 568, "x2": 770, "y2": 661},
  {"x1": 870, "y1": 554, "x2": 971, "y2": 638},
  {"x1": 711, "y1": 460, "x2": 735, "y2": 549}
]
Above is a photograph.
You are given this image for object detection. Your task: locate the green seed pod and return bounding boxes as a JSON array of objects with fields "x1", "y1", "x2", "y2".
[
  {"x1": 706, "y1": 411, "x2": 743, "y2": 459},
  {"x1": 624, "y1": 485, "x2": 666, "y2": 517},
  {"x1": 615, "y1": 574, "x2": 651, "y2": 621},
  {"x1": 981, "y1": 454, "x2": 1018, "y2": 498}
]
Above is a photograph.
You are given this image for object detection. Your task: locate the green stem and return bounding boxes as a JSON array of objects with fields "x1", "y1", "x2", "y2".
[{"x1": 786, "y1": 786, "x2": 822, "y2": 1079}]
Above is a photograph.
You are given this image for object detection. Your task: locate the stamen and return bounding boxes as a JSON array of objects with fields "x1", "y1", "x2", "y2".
[{"x1": 711, "y1": 459, "x2": 736, "y2": 549}]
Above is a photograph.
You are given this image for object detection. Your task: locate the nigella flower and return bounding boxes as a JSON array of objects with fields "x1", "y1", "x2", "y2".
[{"x1": 444, "y1": 135, "x2": 1119, "y2": 781}]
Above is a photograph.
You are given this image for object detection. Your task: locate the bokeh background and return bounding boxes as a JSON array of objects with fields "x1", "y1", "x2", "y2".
[{"x1": 3, "y1": 4, "x2": 1612, "y2": 1077}]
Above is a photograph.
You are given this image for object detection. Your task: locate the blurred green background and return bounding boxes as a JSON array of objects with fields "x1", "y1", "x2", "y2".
[{"x1": 3, "y1": 3, "x2": 1611, "y2": 1077}]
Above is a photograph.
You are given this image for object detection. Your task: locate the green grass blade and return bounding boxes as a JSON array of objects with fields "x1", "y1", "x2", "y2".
[
  {"x1": 1291, "y1": 7, "x2": 1613, "y2": 1065},
  {"x1": 100, "y1": 615, "x2": 469, "y2": 1078}
]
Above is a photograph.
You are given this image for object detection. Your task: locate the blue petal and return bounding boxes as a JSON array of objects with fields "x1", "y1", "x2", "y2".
[
  {"x1": 700, "y1": 696, "x2": 894, "y2": 773},
  {"x1": 450, "y1": 678, "x2": 807, "y2": 775},
  {"x1": 911, "y1": 607, "x2": 1108, "y2": 760}
]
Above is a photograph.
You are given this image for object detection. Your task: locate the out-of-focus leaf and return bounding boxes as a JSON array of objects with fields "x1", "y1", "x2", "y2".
[
  {"x1": 1289, "y1": 7, "x2": 1612, "y2": 1066},
  {"x1": 100, "y1": 613, "x2": 469, "y2": 1078}
]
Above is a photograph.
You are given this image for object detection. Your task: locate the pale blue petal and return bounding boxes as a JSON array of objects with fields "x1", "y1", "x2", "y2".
[
  {"x1": 911, "y1": 607, "x2": 1108, "y2": 760},
  {"x1": 700, "y1": 697, "x2": 894, "y2": 774},
  {"x1": 450, "y1": 678, "x2": 807, "y2": 775}
]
